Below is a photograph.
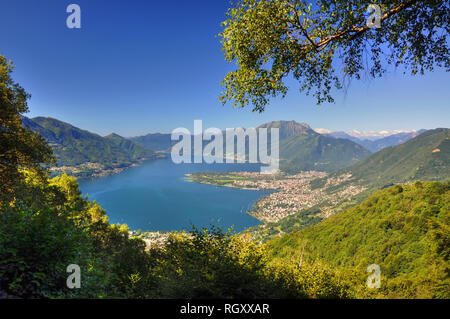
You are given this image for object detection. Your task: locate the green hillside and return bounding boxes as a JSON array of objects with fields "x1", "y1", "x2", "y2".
[
  {"x1": 280, "y1": 132, "x2": 371, "y2": 173},
  {"x1": 269, "y1": 182, "x2": 450, "y2": 298},
  {"x1": 316, "y1": 128, "x2": 450, "y2": 190},
  {"x1": 246, "y1": 128, "x2": 450, "y2": 242},
  {"x1": 104, "y1": 133, "x2": 154, "y2": 159},
  {"x1": 23, "y1": 117, "x2": 156, "y2": 168},
  {"x1": 327, "y1": 130, "x2": 426, "y2": 152},
  {"x1": 258, "y1": 121, "x2": 372, "y2": 173}
]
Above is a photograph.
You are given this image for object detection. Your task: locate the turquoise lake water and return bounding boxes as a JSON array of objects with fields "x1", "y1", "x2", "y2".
[{"x1": 78, "y1": 159, "x2": 271, "y2": 232}]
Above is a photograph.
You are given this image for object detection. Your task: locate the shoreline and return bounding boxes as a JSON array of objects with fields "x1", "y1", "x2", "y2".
[
  {"x1": 186, "y1": 172, "x2": 282, "y2": 223},
  {"x1": 187, "y1": 171, "x2": 366, "y2": 224},
  {"x1": 51, "y1": 153, "x2": 167, "y2": 181},
  {"x1": 185, "y1": 172, "x2": 275, "y2": 223}
]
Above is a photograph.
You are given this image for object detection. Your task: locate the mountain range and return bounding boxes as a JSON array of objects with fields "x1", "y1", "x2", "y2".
[
  {"x1": 247, "y1": 127, "x2": 449, "y2": 242},
  {"x1": 323, "y1": 130, "x2": 427, "y2": 152},
  {"x1": 258, "y1": 121, "x2": 371, "y2": 173},
  {"x1": 347, "y1": 128, "x2": 449, "y2": 185},
  {"x1": 130, "y1": 122, "x2": 424, "y2": 171},
  {"x1": 23, "y1": 117, "x2": 448, "y2": 182},
  {"x1": 313, "y1": 128, "x2": 450, "y2": 190},
  {"x1": 22, "y1": 117, "x2": 157, "y2": 173}
]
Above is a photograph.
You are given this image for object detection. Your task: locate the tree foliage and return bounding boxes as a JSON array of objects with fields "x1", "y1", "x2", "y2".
[
  {"x1": 269, "y1": 181, "x2": 450, "y2": 298},
  {"x1": 147, "y1": 227, "x2": 349, "y2": 298},
  {"x1": 0, "y1": 56, "x2": 54, "y2": 204},
  {"x1": 219, "y1": 0, "x2": 449, "y2": 111}
]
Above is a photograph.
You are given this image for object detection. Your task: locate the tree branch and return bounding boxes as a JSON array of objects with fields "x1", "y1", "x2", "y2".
[{"x1": 315, "y1": 0, "x2": 419, "y2": 49}]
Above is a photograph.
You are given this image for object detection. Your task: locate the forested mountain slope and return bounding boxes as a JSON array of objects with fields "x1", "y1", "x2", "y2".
[
  {"x1": 23, "y1": 117, "x2": 156, "y2": 168},
  {"x1": 316, "y1": 128, "x2": 450, "y2": 190},
  {"x1": 269, "y1": 182, "x2": 450, "y2": 298},
  {"x1": 259, "y1": 121, "x2": 372, "y2": 173}
]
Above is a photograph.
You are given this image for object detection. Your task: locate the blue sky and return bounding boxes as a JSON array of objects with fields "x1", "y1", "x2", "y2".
[{"x1": 1, "y1": 0, "x2": 448, "y2": 136}]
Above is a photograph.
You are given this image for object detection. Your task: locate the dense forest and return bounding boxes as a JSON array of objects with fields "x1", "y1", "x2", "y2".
[{"x1": 269, "y1": 182, "x2": 450, "y2": 298}]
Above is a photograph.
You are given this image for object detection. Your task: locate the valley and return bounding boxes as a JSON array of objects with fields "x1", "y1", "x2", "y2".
[
  {"x1": 188, "y1": 127, "x2": 449, "y2": 242},
  {"x1": 24, "y1": 116, "x2": 449, "y2": 236},
  {"x1": 17, "y1": 114, "x2": 450, "y2": 298},
  {"x1": 1, "y1": 0, "x2": 448, "y2": 301}
]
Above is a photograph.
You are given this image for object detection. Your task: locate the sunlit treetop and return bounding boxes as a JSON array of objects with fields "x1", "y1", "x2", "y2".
[
  {"x1": 219, "y1": 0, "x2": 449, "y2": 112},
  {"x1": 0, "y1": 55, "x2": 55, "y2": 203}
]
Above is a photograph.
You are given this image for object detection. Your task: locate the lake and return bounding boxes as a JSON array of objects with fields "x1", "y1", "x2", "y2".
[{"x1": 78, "y1": 158, "x2": 271, "y2": 232}]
